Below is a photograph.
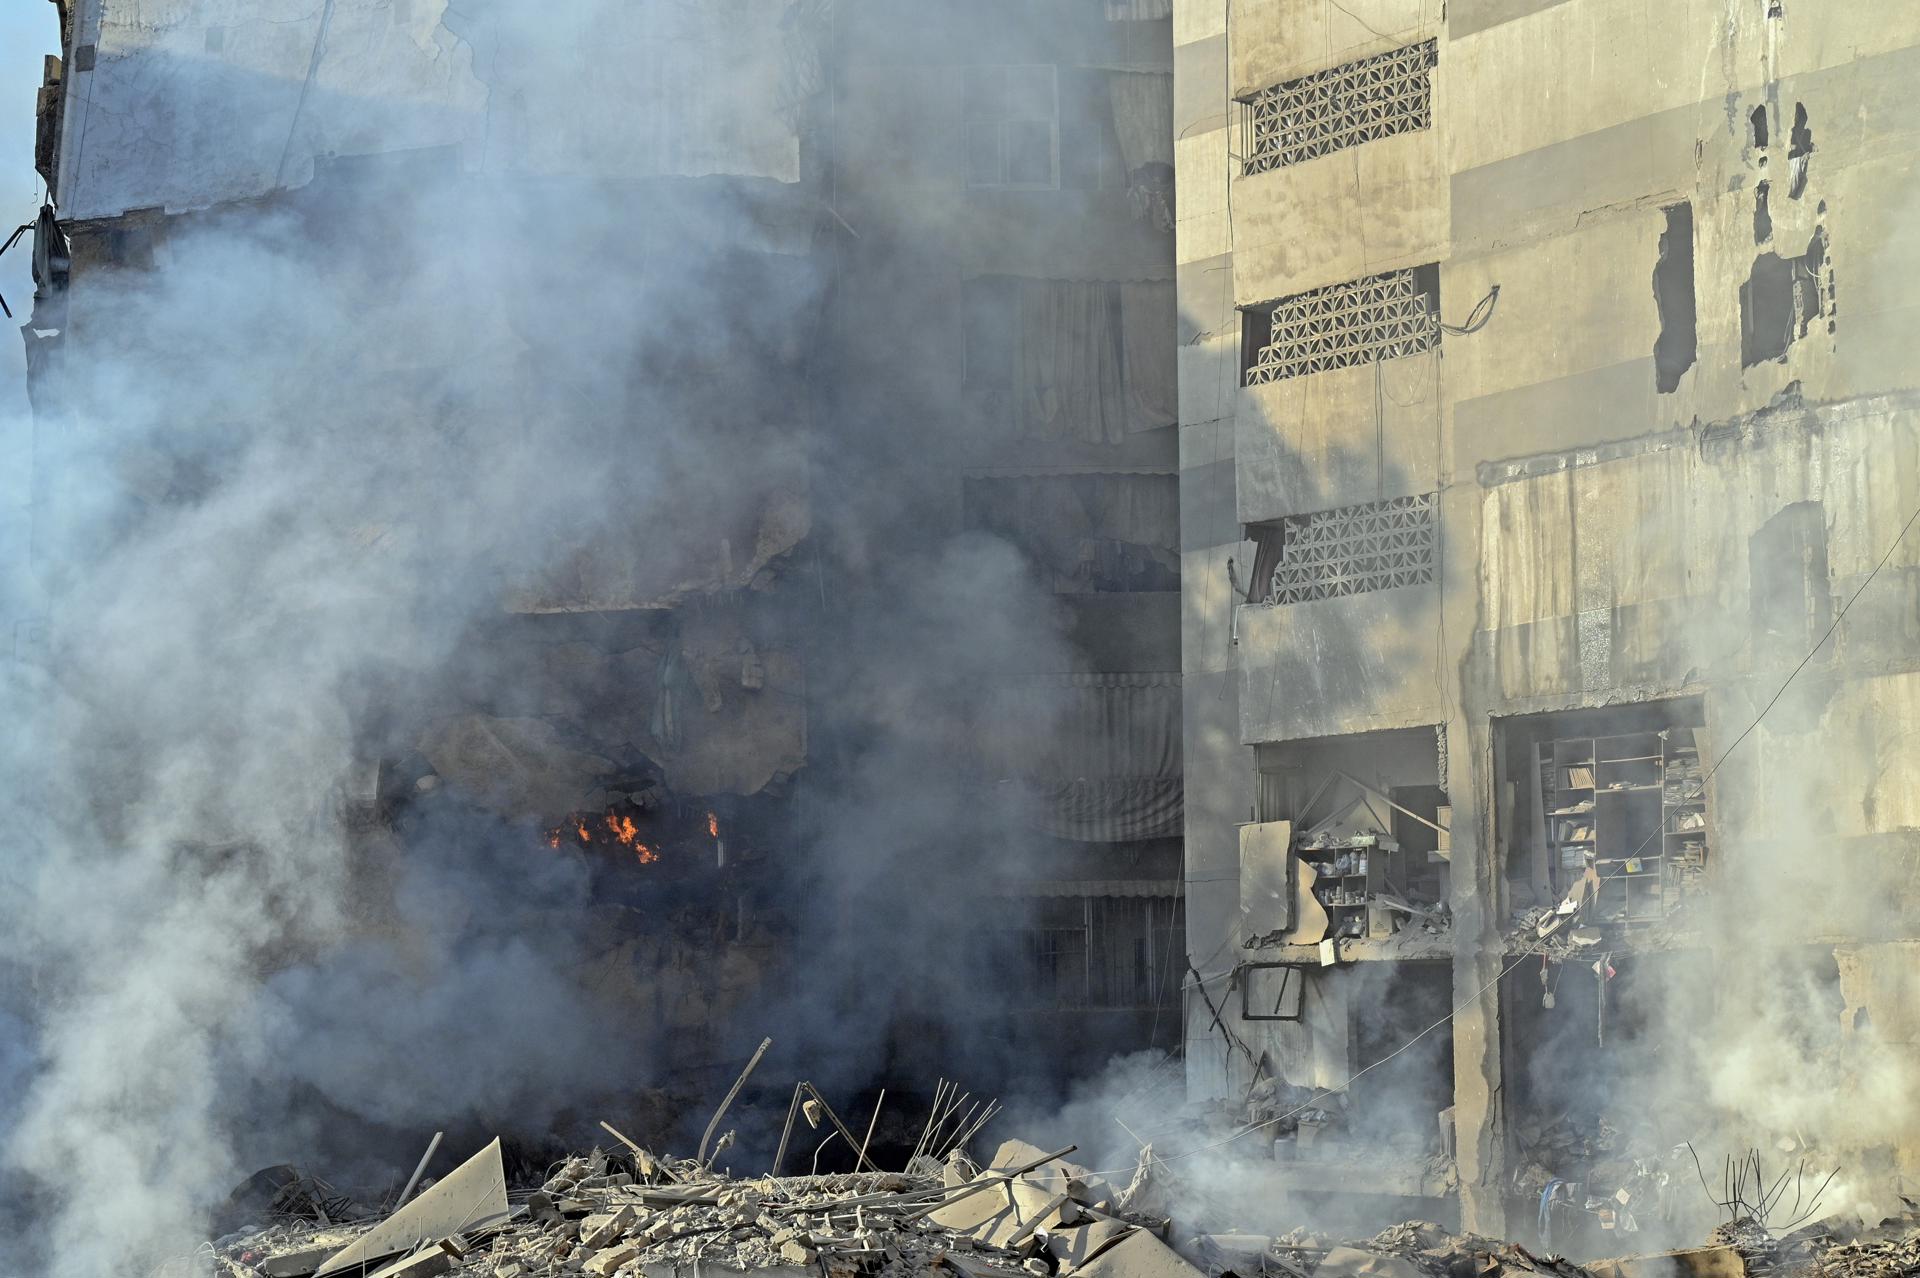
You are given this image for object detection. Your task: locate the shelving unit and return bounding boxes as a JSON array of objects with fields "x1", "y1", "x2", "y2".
[
  {"x1": 1295, "y1": 833, "x2": 1393, "y2": 939},
  {"x1": 1538, "y1": 729, "x2": 1708, "y2": 922}
]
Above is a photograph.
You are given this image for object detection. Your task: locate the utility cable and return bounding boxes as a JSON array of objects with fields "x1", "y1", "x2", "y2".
[
  {"x1": 1440, "y1": 284, "x2": 1500, "y2": 336},
  {"x1": 1088, "y1": 490, "x2": 1920, "y2": 1179}
]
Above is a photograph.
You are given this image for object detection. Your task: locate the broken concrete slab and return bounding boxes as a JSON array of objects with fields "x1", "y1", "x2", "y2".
[
  {"x1": 315, "y1": 1139, "x2": 511, "y2": 1277},
  {"x1": 1310, "y1": 1246, "x2": 1425, "y2": 1278},
  {"x1": 984, "y1": 1139, "x2": 1115, "y2": 1206},
  {"x1": 261, "y1": 1245, "x2": 338, "y2": 1278},
  {"x1": 931, "y1": 1175, "x2": 1070, "y2": 1248},
  {"x1": 364, "y1": 1246, "x2": 453, "y2": 1278},
  {"x1": 1047, "y1": 1219, "x2": 1134, "y2": 1270},
  {"x1": 1073, "y1": 1226, "x2": 1208, "y2": 1278},
  {"x1": 584, "y1": 1243, "x2": 642, "y2": 1276},
  {"x1": 1589, "y1": 1246, "x2": 1746, "y2": 1278},
  {"x1": 582, "y1": 1204, "x2": 638, "y2": 1249}
]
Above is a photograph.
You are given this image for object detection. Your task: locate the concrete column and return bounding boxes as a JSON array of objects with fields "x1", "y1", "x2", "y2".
[{"x1": 1429, "y1": 443, "x2": 1508, "y2": 1230}]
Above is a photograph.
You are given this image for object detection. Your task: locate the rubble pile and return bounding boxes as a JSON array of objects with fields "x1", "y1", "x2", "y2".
[{"x1": 206, "y1": 1136, "x2": 1193, "y2": 1278}]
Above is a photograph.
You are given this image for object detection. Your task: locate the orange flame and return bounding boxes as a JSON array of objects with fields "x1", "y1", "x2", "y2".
[
  {"x1": 707, "y1": 811, "x2": 720, "y2": 838},
  {"x1": 636, "y1": 843, "x2": 660, "y2": 865},
  {"x1": 575, "y1": 821, "x2": 592, "y2": 844},
  {"x1": 547, "y1": 833, "x2": 561, "y2": 849},
  {"x1": 606, "y1": 813, "x2": 640, "y2": 846}
]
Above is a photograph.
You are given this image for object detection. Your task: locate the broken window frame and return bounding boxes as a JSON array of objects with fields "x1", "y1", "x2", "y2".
[{"x1": 1239, "y1": 962, "x2": 1306, "y2": 1021}]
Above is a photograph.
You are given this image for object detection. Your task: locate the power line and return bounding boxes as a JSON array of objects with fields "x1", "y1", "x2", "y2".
[{"x1": 1110, "y1": 490, "x2": 1920, "y2": 1179}]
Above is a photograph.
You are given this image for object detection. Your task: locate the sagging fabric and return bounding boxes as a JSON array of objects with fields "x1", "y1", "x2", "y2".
[
  {"x1": 1013, "y1": 278, "x2": 1176, "y2": 442},
  {"x1": 1108, "y1": 72, "x2": 1174, "y2": 232},
  {"x1": 969, "y1": 673, "x2": 1183, "y2": 842}
]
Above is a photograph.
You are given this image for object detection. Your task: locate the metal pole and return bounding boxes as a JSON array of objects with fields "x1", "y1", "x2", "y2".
[
  {"x1": 700, "y1": 1037, "x2": 773, "y2": 1169},
  {"x1": 395, "y1": 1131, "x2": 444, "y2": 1209}
]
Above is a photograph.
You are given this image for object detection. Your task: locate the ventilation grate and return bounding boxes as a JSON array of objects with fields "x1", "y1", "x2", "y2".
[
  {"x1": 1245, "y1": 266, "x2": 1438, "y2": 385},
  {"x1": 1241, "y1": 39, "x2": 1437, "y2": 176},
  {"x1": 1270, "y1": 493, "x2": 1436, "y2": 604}
]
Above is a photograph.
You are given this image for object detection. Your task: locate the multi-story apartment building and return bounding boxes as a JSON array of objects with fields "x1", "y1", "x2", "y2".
[
  {"x1": 1174, "y1": 0, "x2": 1920, "y2": 1242},
  {"x1": 821, "y1": 0, "x2": 1183, "y2": 1075},
  {"x1": 21, "y1": 0, "x2": 1185, "y2": 1094}
]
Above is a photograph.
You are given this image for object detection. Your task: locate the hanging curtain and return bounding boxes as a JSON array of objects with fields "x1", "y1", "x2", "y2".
[
  {"x1": 1011, "y1": 278, "x2": 1176, "y2": 442},
  {"x1": 1108, "y1": 71, "x2": 1175, "y2": 231},
  {"x1": 967, "y1": 673, "x2": 1184, "y2": 842},
  {"x1": 1016, "y1": 280, "x2": 1130, "y2": 444},
  {"x1": 1121, "y1": 280, "x2": 1177, "y2": 429}
]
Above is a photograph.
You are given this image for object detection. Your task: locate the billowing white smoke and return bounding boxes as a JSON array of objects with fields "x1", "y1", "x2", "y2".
[{"x1": 0, "y1": 1, "x2": 1095, "y2": 1271}]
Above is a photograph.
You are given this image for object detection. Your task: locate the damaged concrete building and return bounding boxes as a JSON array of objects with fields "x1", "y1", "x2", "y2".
[
  {"x1": 17, "y1": 0, "x2": 1920, "y2": 1262},
  {"x1": 1173, "y1": 0, "x2": 1920, "y2": 1248},
  {"x1": 20, "y1": 0, "x2": 1184, "y2": 1096}
]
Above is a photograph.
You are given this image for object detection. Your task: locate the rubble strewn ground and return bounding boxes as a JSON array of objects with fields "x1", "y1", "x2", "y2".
[{"x1": 197, "y1": 1120, "x2": 1920, "y2": 1278}]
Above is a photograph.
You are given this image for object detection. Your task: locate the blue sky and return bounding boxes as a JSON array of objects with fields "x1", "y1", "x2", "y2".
[
  {"x1": 1, "y1": 6, "x2": 59, "y2": 417},
  {"x1": 0, "y1": 8, "x2": 59, "y2": 623}
]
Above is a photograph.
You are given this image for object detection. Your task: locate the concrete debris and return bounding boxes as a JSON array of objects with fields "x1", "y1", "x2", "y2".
[
  {"x1": 314, "y1": 1139, "x2": 512, "y2": 1277},
  {"x1": 206, "y1": 1114, "x2": 1920, "y2": 1278},
  {"x1": 216, "y1": 1129, "x2": 1164, "y2": 1278}
]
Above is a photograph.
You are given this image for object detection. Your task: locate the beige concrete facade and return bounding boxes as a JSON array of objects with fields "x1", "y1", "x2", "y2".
[{"x1": 1176, "y1": 0, "x2": 1920, "y2": 1238}]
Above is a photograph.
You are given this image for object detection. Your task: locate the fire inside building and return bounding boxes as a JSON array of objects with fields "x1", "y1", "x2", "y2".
[{"x1": 6, "y1": 0, "x2": 1920, "y2": 1276}]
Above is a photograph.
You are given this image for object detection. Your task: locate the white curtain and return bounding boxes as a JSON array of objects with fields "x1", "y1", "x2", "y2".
[
  {"x1": 1109, "y1": 71, "x2": 1174, "y2": 231},
  {"x1": 1012, "y1": 279, "x2": 1176, "y2": 442}
]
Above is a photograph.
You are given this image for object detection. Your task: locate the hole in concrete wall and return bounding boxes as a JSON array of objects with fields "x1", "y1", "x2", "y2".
[
  {"x1": 1497, "y1": 699, "x2": 1708, "y2": 915},
  {"x1": 1753, "y1": 180, "x2": 1772, "y2": 244},
  {"x1": 1740, "y1": 226, "x2": 1829, "y2": 366},
  {"x1": 1788, "y1": 102, "x2": 1814, "y2": 199},
  {"x1": 1252, "y1": 726, "x2": 1450, "y2": 940},
  {"x1": 1749, "y1": 499, "x2": 1833, "y2": 676},
  {"x1": 1652, "y1": 203, "x2": 1697, "y2": 393},
  {"x1": 1749, "y1": 104, "x2": 1769, "y2": 150}
]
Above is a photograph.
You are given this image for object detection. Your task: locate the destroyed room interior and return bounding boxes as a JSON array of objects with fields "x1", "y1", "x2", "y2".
[{"x1": 2, "y1": 1, "x2": 1920, "y2": 1277}]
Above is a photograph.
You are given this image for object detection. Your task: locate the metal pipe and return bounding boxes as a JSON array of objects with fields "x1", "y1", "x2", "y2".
[
  {"x1": 395, "y1": 1131, "x2": 444, "y2": 1209},
  {"x1": 699, "y1": 1037, "x2": 773, "y2": 1168}
]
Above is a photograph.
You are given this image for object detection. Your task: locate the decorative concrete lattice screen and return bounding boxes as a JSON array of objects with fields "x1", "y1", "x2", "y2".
[
  {"x1": 1245, "y1": 266, "x2": 1439, "y2": 385},
  {"x1": 1270, "y1": 493, "x2": 1436, "y2": 604},
  {"x1": 1241, "y1": 39, "x2": 1438, "y2": 175}
]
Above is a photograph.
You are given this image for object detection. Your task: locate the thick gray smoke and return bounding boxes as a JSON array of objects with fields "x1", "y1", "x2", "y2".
[{"x1": 0, "y1": 7, "x2": 1095, "y2": 1275}]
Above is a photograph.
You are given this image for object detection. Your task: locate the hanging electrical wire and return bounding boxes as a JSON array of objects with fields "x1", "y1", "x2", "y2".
[
  {"x1": 0, "y1": 219, "x2": 36, "y2": 319},
  {"x1": 1440, "y1": 283, "x2": 1501, "y2": 336}
]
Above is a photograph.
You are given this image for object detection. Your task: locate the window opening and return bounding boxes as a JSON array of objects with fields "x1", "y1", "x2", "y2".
[{"x1": 965, "y1": 65, "x2": 1059, "y2": 188}]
